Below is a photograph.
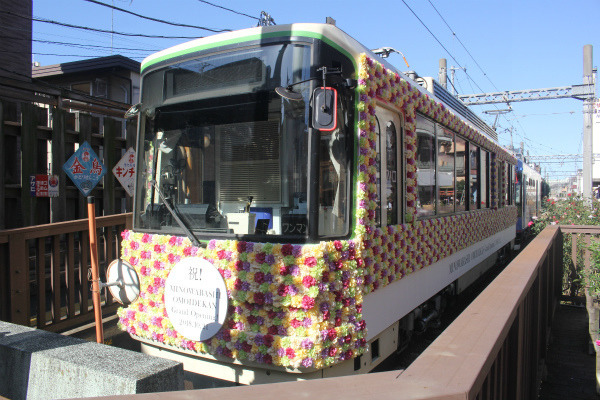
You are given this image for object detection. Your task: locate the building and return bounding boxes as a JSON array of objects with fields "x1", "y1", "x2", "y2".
[
  {"x1": 0, "y1": 0, "x2": 32, "y2": 81},
  {"x1": 32, "y1": 55, "x2": 141, "y2": 105}
]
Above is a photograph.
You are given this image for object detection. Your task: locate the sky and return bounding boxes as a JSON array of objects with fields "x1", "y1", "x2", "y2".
[{"x1": 30, "y1": 0, "x2": 599, "y2": 181}]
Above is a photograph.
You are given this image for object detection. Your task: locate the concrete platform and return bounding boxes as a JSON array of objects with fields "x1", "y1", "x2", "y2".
[{"x1": 0, "y1": 320, "x2": 184, "y2": 400}]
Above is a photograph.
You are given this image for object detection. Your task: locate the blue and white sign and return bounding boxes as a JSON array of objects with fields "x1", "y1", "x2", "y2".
[{"x1": 63, "y1": 141, "x2": 106, "y2": 196}]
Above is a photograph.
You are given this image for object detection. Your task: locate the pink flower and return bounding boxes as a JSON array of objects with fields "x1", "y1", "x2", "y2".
[
  {"x1": 305, "y1": 257, "x2": 317, "y2": 267},
  {"x1": 301, "y1": 295, "x2": 315, "y2": 309},
  {"x1": 285, "y1": 348, "x2": 295, "y2": 359},
  {"x1": 302, "y1": 275, "x2": 316, "y2": 288}
]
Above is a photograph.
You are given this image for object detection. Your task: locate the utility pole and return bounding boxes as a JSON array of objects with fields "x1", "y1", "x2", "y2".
[
  {"x1": 583, "y1": 44, "x2": 594, "y2": 200},
  {"x1": 439, "y1": 59, "x2": 447, "y2": 90}
]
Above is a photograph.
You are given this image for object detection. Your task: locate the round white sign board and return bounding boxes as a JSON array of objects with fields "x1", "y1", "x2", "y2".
[
  {"x1": 164, "y1": 257, "x2": 228, "y2": 341},
  {"x1": 106, "y1": 259, "x2": 140, "y2": 304}
]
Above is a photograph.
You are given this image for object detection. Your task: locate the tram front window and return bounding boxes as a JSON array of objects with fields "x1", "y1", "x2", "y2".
[{"x1": 134, "y1": 43, "x2": 340, "y2": 238}]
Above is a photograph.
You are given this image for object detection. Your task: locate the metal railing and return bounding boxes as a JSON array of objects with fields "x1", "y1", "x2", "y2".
[{"x1": 0, "y1": 213, "x2": 132, "y2": 332}]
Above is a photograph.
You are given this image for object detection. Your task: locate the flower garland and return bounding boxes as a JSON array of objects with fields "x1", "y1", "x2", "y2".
[
  {"x1": 118, "y1": 231, "x2": 367, "y2": 369},
  {"x1": 117, "y1": 53, "x2": 517, "y2": 371},
  {"x1": 354, "y1": 54, "x2": 516, "y2": 294}
]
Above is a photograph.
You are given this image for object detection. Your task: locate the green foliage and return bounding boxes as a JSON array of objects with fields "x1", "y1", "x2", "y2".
[
  {"x1": 532, "y1": 195, "x2": 600, "y2": 235},
  {"x1": 530, "y1": 195, "x2": 600, "y2": 298},
  {"x1": 587, "y1": 239, "x2": 600, "y2": 296}
]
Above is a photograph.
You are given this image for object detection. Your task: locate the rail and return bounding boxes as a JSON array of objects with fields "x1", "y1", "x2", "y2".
[{"x1": 0, "y1": 213, "x2": 132, "y2": 332}]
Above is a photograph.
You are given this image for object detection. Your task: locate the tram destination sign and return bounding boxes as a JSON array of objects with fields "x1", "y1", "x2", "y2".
[
  {"x1": 164, "y1": 257, "x2": 228, "y2": 341},
  {"x1": 63, "y1": 141, "x2": 106, "y2": 196}
]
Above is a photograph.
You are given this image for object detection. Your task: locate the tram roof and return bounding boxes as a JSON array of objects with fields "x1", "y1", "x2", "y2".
[
  {"x1": 140, "y1": 22, "x2": 502, "y2": 149},
  {"x1": 140, "y1": 23, "x2": 369, "y2": 74}
]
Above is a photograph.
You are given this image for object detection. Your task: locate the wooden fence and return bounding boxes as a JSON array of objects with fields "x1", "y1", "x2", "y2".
[
  {"x1": 0, "y1": 213, "x2": 131, "y2": 332},
  {"x1": 0, "y1": 76, "x2": 137, "y2": 229}
]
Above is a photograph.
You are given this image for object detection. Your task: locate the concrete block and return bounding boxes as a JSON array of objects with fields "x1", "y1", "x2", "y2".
[{"x1": 0, "y1": 321, "x2": 184, "y2": 400}]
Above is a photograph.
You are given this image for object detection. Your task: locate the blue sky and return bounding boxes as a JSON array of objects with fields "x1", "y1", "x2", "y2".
[{"x1": 31, "y1": 0, "x2": 599, "y2": 180}]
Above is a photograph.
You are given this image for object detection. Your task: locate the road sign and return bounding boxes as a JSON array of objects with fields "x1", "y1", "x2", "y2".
[
  {"x1": 112, "y1": 147, "x2": 136, "y2": 197},
  {"x1": 63, "y1": 141, "x2": 106, "y2": 196}
]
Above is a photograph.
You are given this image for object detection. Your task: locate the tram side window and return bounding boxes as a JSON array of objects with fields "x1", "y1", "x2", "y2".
[
  {"x1": 480, "y1": 150, "x2": 489, "y2": 208},
  {"x1": 437, "y1": 124, "x2": 455, "y2": 214},
  {"x1": 455, "y1": 137, "x2": 467, "y2": 212},
  {"x1": 469, "y1": 145, "x2": 480, "y2": 209},
  {"x1": 416, "y1": 114, "x2": 436, "y2": 217},
  {"x1": 374, "y1": 106, "x2": 403, "y2": 226},
  {"x1": 504, "y1": 163, "x2": 512, "y2": 206},
  {"x1": 498, "y1": 162, "x2": 504, "y2": 206}
]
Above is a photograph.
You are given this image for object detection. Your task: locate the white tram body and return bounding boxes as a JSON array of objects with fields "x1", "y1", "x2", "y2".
[{"x1": 116, "y1": 22, "x2": 518, "y2": 384}]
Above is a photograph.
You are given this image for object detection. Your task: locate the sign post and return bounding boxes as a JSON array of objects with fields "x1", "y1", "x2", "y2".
[
  {"x1": 87, "y1": 196, "x2": 104, "y2": 344},
  {"x1": 64, "y1": 142, "x2": 107, "y2": 344}
]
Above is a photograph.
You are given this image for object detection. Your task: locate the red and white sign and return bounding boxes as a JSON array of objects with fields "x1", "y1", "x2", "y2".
[
  {"x1": 112, "y1": 147, "x2": 136, "y2": 197},
  {"x1": 30, "y1": 174, "x2": 59, "y2": 197}
]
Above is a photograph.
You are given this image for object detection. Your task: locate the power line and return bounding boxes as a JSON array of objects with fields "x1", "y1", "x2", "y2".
[
  {"x1": 196, "y1": 0, "x2": 259, "y2": 21},
  {"x1": 82, "y1": 0, "x2": 230, "y2": 33},
  {"x1": 0, "y1": 49, "x2": 144, "y2": 60},
  {"x1": 400, "y1": 0, "x2": 518, "y2": 137},
  {"x1": 0, "y1": 35, "x2": 158, "y2": 53},
  {"x1": 427, "y1": 0, "x2": 500, "y2": 92},
  {"x1": 2, "y1": 10, "x2": 203, "y2": 39}
]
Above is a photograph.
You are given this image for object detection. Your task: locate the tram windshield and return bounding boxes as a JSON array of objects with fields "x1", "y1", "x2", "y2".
[{"x1": 134, "y1": 43, "x2": 346, "y2": 238}]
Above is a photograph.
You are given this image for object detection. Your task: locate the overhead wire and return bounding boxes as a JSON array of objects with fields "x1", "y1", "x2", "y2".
[
  {"x1": 82, "y1": 0, "x2": 230, "y2": 33},
  {"x1": 196, "y1": 0, "x2": 259, "y2": 21},
  {"x1": 1, "y1": 35, "x2": 159, "y2": 53},
  {"x1": 2, "y1": 10, "x2": 204, "y2": 39},
  {"x1": 427, "y1": 0, "x2": 500, "y2": 92},
  {"x1": 415, "y1": 0, "x2": 571, "y2": 170}
]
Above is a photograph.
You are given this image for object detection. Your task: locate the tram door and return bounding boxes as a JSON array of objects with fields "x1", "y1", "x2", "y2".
[{"x1": 374, "y1": 105, "x2": 404, "y2": 226}]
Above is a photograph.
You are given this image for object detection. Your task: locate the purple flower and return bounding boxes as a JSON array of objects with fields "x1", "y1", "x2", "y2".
[
  {"x1": 301, "y1": 358, "x2": 314, "y2": 368},
  {"x1": 265, "y1": 254, "x2": 275, "y2": 265}
]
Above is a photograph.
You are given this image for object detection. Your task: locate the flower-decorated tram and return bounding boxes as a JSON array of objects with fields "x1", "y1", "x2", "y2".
[{"x1": 116, "y1": 21, "x2": 518, "y2": 384}]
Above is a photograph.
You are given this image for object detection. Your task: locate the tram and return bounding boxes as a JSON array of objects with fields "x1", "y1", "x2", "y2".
[
  {"x1": 515, "y1": 159, "x2": 543, "y2": 246},
  {"x1": 114, "y1": 20, "x2": 518, "y2": 384}
]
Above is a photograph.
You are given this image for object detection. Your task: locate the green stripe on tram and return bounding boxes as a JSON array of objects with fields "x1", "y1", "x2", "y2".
[{"x1": 141, "y1": 30, "x2": 356, "y2": 73}]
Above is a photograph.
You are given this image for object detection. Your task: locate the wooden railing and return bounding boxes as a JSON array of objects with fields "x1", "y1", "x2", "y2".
[
  {"x1": 0, "y1": 213, "x2": 132, "y2": 332},
  {"x1": 83, "y1": 225, "x2": 571, "y2": 400},
  {"x1": 3, "y1": 222, "x2": 597, "y2": 398}
]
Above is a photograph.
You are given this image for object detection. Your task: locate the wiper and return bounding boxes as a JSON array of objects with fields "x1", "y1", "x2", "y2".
[{"x1": 149, "y1": 180, "x2": 202, "y2": 247}]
